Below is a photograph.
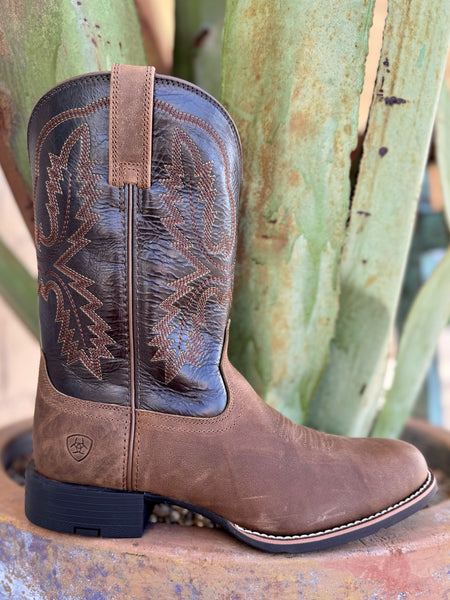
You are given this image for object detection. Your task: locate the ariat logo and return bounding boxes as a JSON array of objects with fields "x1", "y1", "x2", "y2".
[{"x1": 66, "y1": 434, "x2": 93, "y2": 462}]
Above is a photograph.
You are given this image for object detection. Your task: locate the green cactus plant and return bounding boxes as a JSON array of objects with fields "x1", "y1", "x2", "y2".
[
  {"x1": 1, "y1": 0, "x2": 450, "y2": 439},
  {"x1": 221, "y1": 0, "x2": 450, "y2": 436},
  {"x1": 0, "y1": 0, "x2": 147, "y2": 337}
]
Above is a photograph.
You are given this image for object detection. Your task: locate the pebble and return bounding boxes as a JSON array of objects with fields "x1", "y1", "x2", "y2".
[{"x1": 150, "y1": 503, "x2": 214, "y2": 528}]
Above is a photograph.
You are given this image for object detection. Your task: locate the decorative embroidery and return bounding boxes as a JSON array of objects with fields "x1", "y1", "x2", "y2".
[
  {"x1": 33, "y1": 97, "x2": 109, "y2": 202},
  {"x1": 36, "y1": 123, "x2": 114, "y2": 379},
  {"x1": 150, "y1": 128, "x2": 234, "y2": 383},
  {"x1": 154, "y1": 99, "x2": 236, "y2": 259}
]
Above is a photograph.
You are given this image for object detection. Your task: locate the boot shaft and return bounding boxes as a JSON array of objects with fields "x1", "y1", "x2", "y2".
[{"x1": 29, "y1": 68, "x2": 241, "y2": 416}]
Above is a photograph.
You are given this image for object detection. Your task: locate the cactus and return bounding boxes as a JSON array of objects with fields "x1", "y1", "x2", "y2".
[
  {"x1": 222, "y1": 0, "x2": 450, "y2": 434},
  {"x1": 1, "y1": 0, "x2": 450, "y2": 437}
]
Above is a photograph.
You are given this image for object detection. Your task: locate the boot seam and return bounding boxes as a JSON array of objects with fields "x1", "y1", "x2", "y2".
[
  {"x1": 119, "y1": 186, "x2": 130, "y2": 406},
  {"x1": 126, "y1": 184, "x2": 137, "y2": 490},
  {"x1": 136, "y1": 187, "x2": 143, "y2": 409}
]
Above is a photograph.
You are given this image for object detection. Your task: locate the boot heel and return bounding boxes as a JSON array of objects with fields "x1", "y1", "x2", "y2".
[{"x1": 25, "y1": 460, "x2": 153, "y2": 538}]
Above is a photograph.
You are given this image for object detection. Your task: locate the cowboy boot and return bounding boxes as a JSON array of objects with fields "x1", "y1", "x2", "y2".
[{"x1": 25, "y1": 64, "x2": 436, "y2": 553}]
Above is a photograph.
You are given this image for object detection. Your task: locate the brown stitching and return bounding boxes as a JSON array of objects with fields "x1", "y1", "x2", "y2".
[
  {"x1": 154, "y1": 99, "x2": 237, "y2": 259},
  {"x1": 109, "y1": 65, "x2": 154, "y2": 188},
  {"x1": 30, "y1": 73, "x2": 240, "y2": 161},
  {"x1": 119, "y1": 186, "x2": 131, "y2": 406},
  {"x1": 41, "y1": 404, "x2": 127, "y2": 424},
  {"x1": 142, "y1": 66, "x2": 153, "y2": 188},
  {"x1": 37, "y1": 141, "x2": 76, "y2": 249},
  {"x1": 39, "y1": 273, "x2": 87, "y2": 347},
  {"x1": 36, "y1": 124, "x2": 114, "y2": 379},
  {"x1": 136, "y1": 188, "x2": 142, "y2": 407},
  {"x1": 135, "y1": 415, "x2": 140, "y2": 492},
  {"x1": 126, "y1": 184, "x2": 137, "y2": 491},
  {"x1": 134, "y1": 368, "x2": 245, "y2": 435},
  {"x1": 40, "y1": 393, "x2": 128, "y2": 422},
  {"x1": 187, "y1": 181, "x2": 233, "y2": 274},
  {"x1": 122, "y1": 412, "x2": 128, "y2": 490},
  {"x1": 33, "y1": 97, "x2": 109, "y2": 203},
  {"x1": 28, "y1": 74, "x2": 109, "y2": 131},
  {"x1": 110, "y1": 64, "x2": 120, "y2": 187},
  {"x1": 150, "y1": 130, "x2": 210, "y2": 380},
  {"x1": 155, "y1": 76, "x2": 242, "y2": 157},
  {"x1": 38, "y1": 179, "x2": 73, "y2": 264},
  {"x1": 149, "y1": 128, "x2": 234, "y2": 382}
]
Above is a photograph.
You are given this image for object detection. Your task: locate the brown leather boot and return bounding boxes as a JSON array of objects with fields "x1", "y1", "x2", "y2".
[{"x1": 25, "y1": 64, "x2": 436, "y2": 553}]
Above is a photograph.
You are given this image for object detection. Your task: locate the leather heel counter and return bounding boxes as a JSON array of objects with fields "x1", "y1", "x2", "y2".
[{"x1": 33, "y1": 355, "x2": 130, "y2": 490}]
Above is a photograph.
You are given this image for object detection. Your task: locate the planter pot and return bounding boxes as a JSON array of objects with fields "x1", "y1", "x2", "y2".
[{"x1": 0, "y1": 418, "x2": 449, "y2": 600}]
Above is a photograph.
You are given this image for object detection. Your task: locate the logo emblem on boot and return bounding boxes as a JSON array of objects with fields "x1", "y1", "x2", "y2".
[{"x1": 66, "y1": 435, "x2": 93, "y2": 462}]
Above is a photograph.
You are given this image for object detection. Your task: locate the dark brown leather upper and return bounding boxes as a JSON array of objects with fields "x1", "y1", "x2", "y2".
[{"x1": 28, "y1": 72, "x2": 241, "y2": 416}]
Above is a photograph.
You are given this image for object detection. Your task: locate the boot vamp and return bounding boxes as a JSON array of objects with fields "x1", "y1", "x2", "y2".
[{"x1": 134, "y1": 362, "x2": 429, "y2": 536}]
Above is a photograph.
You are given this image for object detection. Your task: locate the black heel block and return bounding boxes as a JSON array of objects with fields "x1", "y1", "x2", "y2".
[{"x1": 25, "y1": 460, "x2": 153, "y2": 538}]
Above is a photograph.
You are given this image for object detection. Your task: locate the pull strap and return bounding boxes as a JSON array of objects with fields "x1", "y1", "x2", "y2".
[{"x1": 108, "y1": 63, "x2": 155, "y2": 189}]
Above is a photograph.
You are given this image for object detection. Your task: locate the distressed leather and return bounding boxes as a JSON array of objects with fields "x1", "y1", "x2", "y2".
[
  {"x1": 33, "y1": 329, "x2": 429, "y2": 536},
  {"x1": 109, "y1": 64, "x2": 155, "y2": 188},
  {"x1": 33, "y1": 353, "x2": 130, "y2": 490},
  {"x1": 133, "y1": 328, "x2": 429, "y2": 534},
  {"x1": 29, "y1": 71, "x2": 241, "y2": 416}
]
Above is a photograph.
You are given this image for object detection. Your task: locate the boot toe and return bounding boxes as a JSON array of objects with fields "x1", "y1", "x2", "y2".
[{"x1": 372, "y1": 437, "x2": 430, "y2": 507}]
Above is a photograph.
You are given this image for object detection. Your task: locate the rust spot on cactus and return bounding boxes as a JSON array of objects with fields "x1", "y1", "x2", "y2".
[
  {"x1": 0, "y1": 27, "x2": 11, "y2": 56},
  {"x1": 287, "y1": 169, "x2": 301, "y2": 187},
  {"x1": 0, "y1": 90, "x2": 12, "y2": 138},
  {"x1": 289, "y1": 110, "x2": 318, "y2": 138}
]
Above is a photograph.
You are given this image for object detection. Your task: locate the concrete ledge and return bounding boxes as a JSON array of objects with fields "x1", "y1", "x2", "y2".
[{"x1": 1, "y1": 419, "x2": 449, "y2": 600}]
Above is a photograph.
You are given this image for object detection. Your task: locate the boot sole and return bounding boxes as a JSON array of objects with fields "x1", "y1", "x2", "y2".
[{"x1": 25, "y1": 460, "x2": 437, "y2": 553}]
